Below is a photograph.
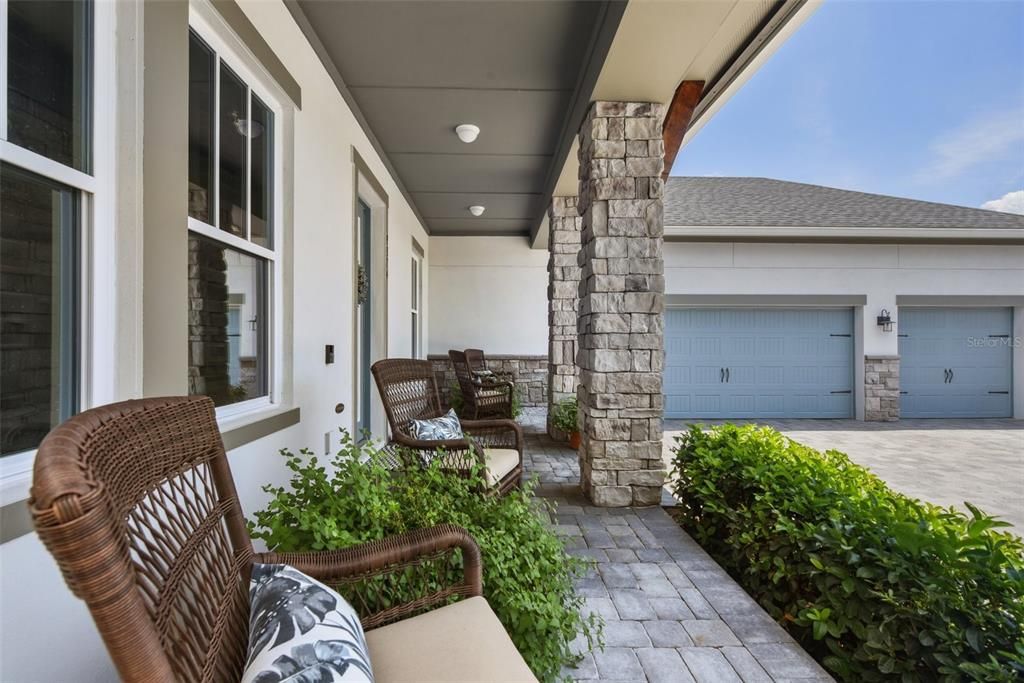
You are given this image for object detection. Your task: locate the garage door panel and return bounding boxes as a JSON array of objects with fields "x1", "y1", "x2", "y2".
[
  {"x1": 664, "y1": 307, "x2": 853, "y2": 419},
  {"x1": 899, "y1": 307, "x2": 1012, "y2": 418}
]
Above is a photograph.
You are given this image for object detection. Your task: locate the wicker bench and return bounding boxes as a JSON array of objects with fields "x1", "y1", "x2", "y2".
[{"x1": 30, "y1": 396, "x2": 536, "y2": 682}]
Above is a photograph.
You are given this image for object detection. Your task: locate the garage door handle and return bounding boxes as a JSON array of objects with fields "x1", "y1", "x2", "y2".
[
  {"x1": 988, "y1": 391, "x2": 1009, "y2": 395},
  {"x1": 720, "y1": 368, "x2": 725, "y2": 383},
  {"x1": 725, "y1": 368, "x2": 730, "y2": 383},
  {"x1": 830, "y1": 390, "x2": 851, "y2": 394},
  {"x1": 949, "y1": 369, "x2": 954, "y2": 383}
]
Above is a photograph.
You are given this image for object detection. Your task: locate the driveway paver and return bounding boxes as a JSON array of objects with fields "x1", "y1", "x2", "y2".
[{"x1": 664, "y1": 418, "x2": 1024, "y2": 529}]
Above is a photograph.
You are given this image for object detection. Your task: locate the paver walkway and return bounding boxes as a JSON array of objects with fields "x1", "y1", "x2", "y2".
[
  {"x1": 519, "y1": 410, "x2": 832, "y2": 682},
  {"x1": 664, "y1": 418, "x2": 1024, "y2": 530}
]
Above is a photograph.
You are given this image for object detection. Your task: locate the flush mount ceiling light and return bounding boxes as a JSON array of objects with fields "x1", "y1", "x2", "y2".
[
  {"x1": 455, "y1": 124, "x2": 480, "y2": 143},
  {"x1": 468, "y1": 205, "x2": 486, "y2": 217},
  {"x1": 232, "y1": 111, "x2": 264, "y2": 139}
]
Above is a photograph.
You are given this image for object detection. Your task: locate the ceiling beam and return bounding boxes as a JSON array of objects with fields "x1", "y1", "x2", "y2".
[{"x1": 661, "y1": 80, "x2": 704, "y2": 180}]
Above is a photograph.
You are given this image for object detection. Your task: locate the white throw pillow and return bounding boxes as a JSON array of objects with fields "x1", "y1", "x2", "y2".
[{"x1": 242, "y1": 564, "x2": 373, "y2": 683}]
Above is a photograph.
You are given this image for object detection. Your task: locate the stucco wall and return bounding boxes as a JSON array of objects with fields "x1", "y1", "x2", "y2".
[
  {"x1": 0, "y1": 1, "x2": 429, "y2": 680},
  {"x1": 663, "y1": 242, "x2": 1024, "y2": 356},
  {"x1": 428, "y1": 236, "x2": 548, "y2": 355}
]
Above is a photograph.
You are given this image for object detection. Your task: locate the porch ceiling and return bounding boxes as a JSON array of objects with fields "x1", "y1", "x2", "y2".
[{"x1": 290, "y1": 0, "x2": 625, "y2": 237}]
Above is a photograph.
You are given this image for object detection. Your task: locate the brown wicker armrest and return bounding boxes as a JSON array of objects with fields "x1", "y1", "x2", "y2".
[
  {"x1": 461, "y1": 418, "x2": 523, "y2": 456},
  {"x1": 255, "y1": 524, "x2": 482, "y2": 629}
]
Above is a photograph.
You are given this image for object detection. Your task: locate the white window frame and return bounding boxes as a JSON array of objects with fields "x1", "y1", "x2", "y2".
[
  {"x1": 187, "y1": 7, "x2": 286, "y2": 423},
  {"x1": 411, "y1": 242, "x2": 424, "y2": 358},
  {"x1": 0, "y1": 0, "x2": 115, "y2": 505}
]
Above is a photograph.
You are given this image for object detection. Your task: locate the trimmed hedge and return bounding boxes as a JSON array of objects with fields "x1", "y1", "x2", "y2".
[{"x1": 670, "y1": 424, "x2": 1024, "y2": 681}]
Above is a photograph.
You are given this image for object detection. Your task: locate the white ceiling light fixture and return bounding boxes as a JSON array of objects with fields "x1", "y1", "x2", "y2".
[
  {"x1": 468, "y1": 205, "x2": 486, "y2": 217},
  {"x1": 455, "y1": 123, "x2": 480, "y2": 143}
]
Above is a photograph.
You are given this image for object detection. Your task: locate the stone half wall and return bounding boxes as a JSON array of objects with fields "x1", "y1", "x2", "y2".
[
  {"x1": 865, "y1": 355, "x2": 900, "y2": 421},
  {"x1": 429, "y1": 355, "x2": 549, "y2": 409}
]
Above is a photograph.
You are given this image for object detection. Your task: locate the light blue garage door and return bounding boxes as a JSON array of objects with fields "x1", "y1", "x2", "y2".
[
  {"x1": 664, "y1": 308, "x2": 854, "y2": 419},
  {"x1": 899, "y1": 308, "x2": 1013, "y2": 418}
]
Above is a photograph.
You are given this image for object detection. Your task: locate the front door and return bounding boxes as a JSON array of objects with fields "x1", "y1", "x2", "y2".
[{"x1": 357, "y1": 199, "x2": 373, "y2": 436}]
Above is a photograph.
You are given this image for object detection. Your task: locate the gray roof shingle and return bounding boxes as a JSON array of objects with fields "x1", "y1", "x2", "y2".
[{"x1": 664, "y1": 177, "x2": 1024, "y2": 229}]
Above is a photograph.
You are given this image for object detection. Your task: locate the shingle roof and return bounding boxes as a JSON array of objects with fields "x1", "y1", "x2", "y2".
[{"x1": 664, "y1": 177, "x2": 1024, "y2": 229}]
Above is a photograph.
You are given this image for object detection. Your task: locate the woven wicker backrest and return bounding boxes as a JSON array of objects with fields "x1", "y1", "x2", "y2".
[
  {"x1": 448, "y1": 350, "x2": 478, "y2": 407},
  {"x1": 465, "y1": 348, "x2": 486, "y2": 372},
  {"x1": 371, "y1": 358, "x2": 445, "y2": 435},
  {"x1": 30, "y1": 397, "x2": 253, "y2": 683}
]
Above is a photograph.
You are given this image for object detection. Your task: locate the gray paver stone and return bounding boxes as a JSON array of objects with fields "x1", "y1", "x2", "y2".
[
  {"x1": 604, "y1": 620, "x2": 652, "y2": 647},
  {"x1": 593, "y1": 647, "x2": 645, "y2": 680},
  {"x1": 681, "y1": 619, "x2": 742, "y2": 647},
  {"x1": 643, "y1": 620, "x2": 694, "y2": 647},
  {"x1": 635, "y1": 648, "x2": 696, "y2": 683},
  {"x1": 610, "y1": 588, "x2": 656, "y2": 620},
  {"x1": 678, "y1": 648, "x2": 743, "y2": 683}
]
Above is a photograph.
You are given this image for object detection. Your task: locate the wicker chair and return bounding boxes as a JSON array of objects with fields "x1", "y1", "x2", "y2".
[
  {"x1": 450, "y1": 349, "x2": 515, "y2": 420},
  {"x1": 465, "y1": 348, "x2": 514, "y2": 382},
  {"x1": 29, "y1": 396, "x2": 535, "y2": 682},
  {"x1": 371, "y1": 358, "x2": 523, "y2": 495}
]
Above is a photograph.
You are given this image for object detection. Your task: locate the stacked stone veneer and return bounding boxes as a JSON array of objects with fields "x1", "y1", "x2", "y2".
[
  {"x1": 865, "y1": 355, "x2": 900, "y2": 421},
  {"x1": 547, "y1": 196, "x2": 582, "y2": 437},
  {"x1": 576, "y1": 101, "x2": 666, "y2": 507},
  {"x1": 429, "y1": 355, "x2": 548, "y2": 409},
  {"x1": 188, "y1": 236, "x2": 231, "y2": 405}
]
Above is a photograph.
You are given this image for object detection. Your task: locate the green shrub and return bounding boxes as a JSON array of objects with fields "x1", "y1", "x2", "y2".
[
  {"x1": 670, "y1": 424, "x2": 1024, "y2": 682},
  {"x1": 447, "y1": 379, "x2": 465, "y2": 414},
  {"x1": 551, "y1": 396, "x2": 578, "y2": 434},
  {"x1": 250, "y1": 431, "x2": 601, "y2": 682}
]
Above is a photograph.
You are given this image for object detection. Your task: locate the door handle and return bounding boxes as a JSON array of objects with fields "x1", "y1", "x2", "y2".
[
  {"x1": 725, "y1": 368, "x2": 730, "y2": 383},
  {"x1": 943, "y1": 368, "x2": 950, "y2": 383},
  {"x1": 949, "y1": 369, "x2": 954, "y2": 383},
  {"x1": 720, "y1": 368, "x2": 724, "y2": 383}
]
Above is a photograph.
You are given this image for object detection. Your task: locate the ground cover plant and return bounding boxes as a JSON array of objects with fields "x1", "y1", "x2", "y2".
[
  {"x1": 250, "y1": 431, "x2": 601, "y2": 682},
  {"x1": 670, "y1": 424, "x2": 1024, "y2": 681}
]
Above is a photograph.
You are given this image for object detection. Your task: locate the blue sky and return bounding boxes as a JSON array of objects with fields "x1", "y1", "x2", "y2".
[{"x1": 672, "y1": 0, "x2": 1024, "y2": 212}]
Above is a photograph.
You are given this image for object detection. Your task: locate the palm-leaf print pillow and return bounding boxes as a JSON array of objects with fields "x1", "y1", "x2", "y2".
[
  {"x1": 409, "y1": 408, "x2": 464, "y2": 441},
  {"x1": 242, "y1": 564, "x2": 373, "y2": 683}
]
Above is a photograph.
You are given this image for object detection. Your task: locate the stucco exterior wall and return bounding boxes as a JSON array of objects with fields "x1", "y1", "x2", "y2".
[
  {"x1": 0, "y1": 1, "x2": 430, "y2": 680},
  {"x1": 428, "y1": 236, "x2": 548, "y2": 356}
]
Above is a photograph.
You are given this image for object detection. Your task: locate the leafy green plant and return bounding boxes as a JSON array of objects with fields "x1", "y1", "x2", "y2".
[
  {"x1": 447, "y1": 379, "x2": 465, "y2": 414},
  {"x1": 250, "y1": 431, "x2": 602, "y2": 682},
  {"x1": 551, "y1": 396, "x2": 578, "y2": 434},
  {"x1": 670, "y1": 424, "x2": 1024, "y2": 682},
  {"x1": 510, "y1": 384, "x2": 523, "y2": 420}
]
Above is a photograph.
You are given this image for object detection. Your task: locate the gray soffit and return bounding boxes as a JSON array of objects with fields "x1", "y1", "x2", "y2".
[
  {"x1": 290, "y1": 0, "x2": 625, "y2": 237},
  {"x1": 665, "y1": 177, "x2": 1024, "y2": 230}
]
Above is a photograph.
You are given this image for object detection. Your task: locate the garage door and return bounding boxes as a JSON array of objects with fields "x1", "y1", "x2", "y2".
[
  {"x1": 664, "y1": 308, "x2": 854, "y2": 419},
  {"x1": 899, "y1": 308, "x2": 1013, "y2": 418}
]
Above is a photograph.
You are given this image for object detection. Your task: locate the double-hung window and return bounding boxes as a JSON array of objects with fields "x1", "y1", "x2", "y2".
[
  {"x1": 1, "y1": 0, "x2": 93, "y2": 458},
  {"x1": 186, "y1": 23, "x2": 280, "y2": 412},
  {"x1": 411, "y1": 244, "x2": 423, "y2": 358}
]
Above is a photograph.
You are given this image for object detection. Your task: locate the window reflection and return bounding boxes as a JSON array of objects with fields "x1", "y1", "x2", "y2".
[
  {"x1": 218, "y1": 64, "x2": 248, "y2": 237},
  {"x1": 0, "y1": 165, "x2": 78, "y2": 456},
  {"x1": 188, "y1": 31, "x2": 215, "y2": 223},
  {"x1": 6, "y1": 0, "x2": 92, "y2": 172},
  {"x1": 187, "y1": 234, "x2": 267, "y2": 406}
]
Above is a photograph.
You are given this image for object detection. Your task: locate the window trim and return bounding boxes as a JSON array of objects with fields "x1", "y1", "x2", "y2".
[
  {"x1": 187, "y1": 8, "x2": 285, "y2": 418},
  {"x1": 411, "y1": 241, "x2": 424, "y2": 358}
]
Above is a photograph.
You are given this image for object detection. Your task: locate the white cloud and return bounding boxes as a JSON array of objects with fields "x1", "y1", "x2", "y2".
[
  {"x1": 981, "y1": 189, "x2": 1024, "y2": 214},
  {"x1": 917, "y1": 107, "x2": 1024, "y2": 181}
]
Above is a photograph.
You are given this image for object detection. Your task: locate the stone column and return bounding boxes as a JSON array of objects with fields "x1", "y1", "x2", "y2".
[
  {"x1": 865, "y1": 355, "x2": 900, "y2": 421},
  {"x1": 576, "y1": 101, "x2": 666, "y2": 507},
  {"x1": 547, "y1": 196, "x2": 582, "y2": 438}
]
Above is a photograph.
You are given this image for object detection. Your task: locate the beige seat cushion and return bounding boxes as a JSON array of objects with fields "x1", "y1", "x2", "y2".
[
  {"x1": 365, "y1": 596, "x2": 537, "y2": 682},
  {"x1": 484, "y1": 448, "x2": 519, "y2": 486}
]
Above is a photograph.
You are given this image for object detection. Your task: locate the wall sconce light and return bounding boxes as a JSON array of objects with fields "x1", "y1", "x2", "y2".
[{"x1": 876, "y1": 309, "x2": 894, "y2": 332}]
